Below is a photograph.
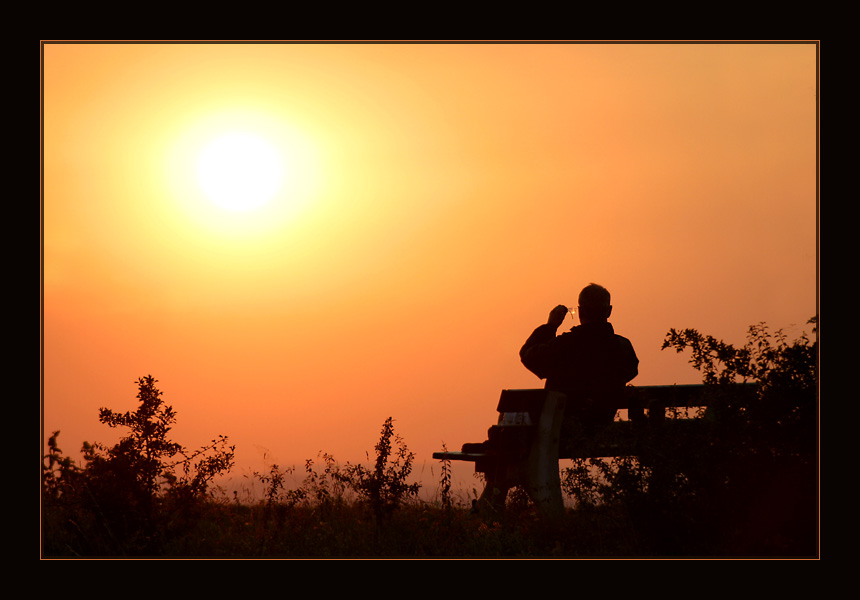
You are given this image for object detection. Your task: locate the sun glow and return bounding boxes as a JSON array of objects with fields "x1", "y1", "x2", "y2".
[
  {"x1": 197, "y1": 132, "x2": 284, "y2": 212},
  {"x1": 165, "y1": 110, "x2": 326, "y2": 237}
]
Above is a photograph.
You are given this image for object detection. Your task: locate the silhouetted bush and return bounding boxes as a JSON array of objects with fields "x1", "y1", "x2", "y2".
[
  {"x1": 340, "y1": 417, "x2": 421, "y2": 522},
  {"x1": 42, "y1": 375, "x2": 235, "y2": 555}
]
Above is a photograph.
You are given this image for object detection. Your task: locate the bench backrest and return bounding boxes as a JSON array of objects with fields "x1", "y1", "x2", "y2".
[{"x1": 497, "y1": 384, "x2": 758, "y2": 424}]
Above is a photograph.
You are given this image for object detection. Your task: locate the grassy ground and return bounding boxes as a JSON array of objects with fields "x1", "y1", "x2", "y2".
[{"x1": 42, "y1": 483, "x2": 818, "y2": 559}]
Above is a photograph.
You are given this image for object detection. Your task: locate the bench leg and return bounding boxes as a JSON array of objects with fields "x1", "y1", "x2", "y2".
[
  {"x1": 476, "y1": 458, "x2": 517, "y2": 514},
  {"x1": 477, "y1": 464, "x2": 563, "y2": 518},
  {"x1": 526, "y1": 391, "x2": 566, "y2": 518},
  {"x1": 471, "y1": 390, "x2": 567, "y2": 518},
  {"x1": 524, "y1": 463, "x2": 564, "y2": 518},
  {"x1": 477, "y1": 479, "x2": 510, "y2": 513}
]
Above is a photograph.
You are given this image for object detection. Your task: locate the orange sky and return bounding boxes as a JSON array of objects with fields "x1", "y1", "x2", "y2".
[{"x1": 41, "y1": 42, "x2": 818, "y2": 496}]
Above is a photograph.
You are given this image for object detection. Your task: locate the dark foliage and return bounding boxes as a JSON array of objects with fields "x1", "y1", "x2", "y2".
[
  {"x1": 341, "y1": 417, "x2": 421, "y2": 521},
  {"x1": 42, "y1": 375, "x2": 235, "y2": 556}
]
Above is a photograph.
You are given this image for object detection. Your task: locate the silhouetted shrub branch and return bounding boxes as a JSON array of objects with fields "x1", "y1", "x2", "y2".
[
  {"x1": 340, "y1": 417, "x2": 421, "y2": 521},
  {"x1": 42, "y1": 375, "x2": 235, "y2": 555}
]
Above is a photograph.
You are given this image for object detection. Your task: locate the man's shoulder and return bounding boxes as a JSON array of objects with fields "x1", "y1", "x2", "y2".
[
  {"x1": 613, "y1": 333, "x2": 638, "y2": 358},
  {"x1": 558, "y1": 323, "x2": 620, "y2": 344}
]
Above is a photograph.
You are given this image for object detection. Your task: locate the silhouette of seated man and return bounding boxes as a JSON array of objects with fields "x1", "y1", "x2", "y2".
[{"x1": 520, "y1": 283, "x2": 639, "y2": 437}]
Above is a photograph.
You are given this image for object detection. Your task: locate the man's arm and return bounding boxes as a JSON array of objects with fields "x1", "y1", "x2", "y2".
[
  {"x1": 618, "y1": 337, "x2": 639, "y2": 384},
  {"x1": 519, "y1": 305, "x2": 568, "y2": 379}
]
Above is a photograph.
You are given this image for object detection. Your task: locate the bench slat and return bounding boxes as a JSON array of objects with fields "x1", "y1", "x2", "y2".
[
  {"x1": 495, "y1": 384, "x2": 751, "y2": 415},
  {"x1": 432, "y1": 451, "x2": 486, "y2": 462}
]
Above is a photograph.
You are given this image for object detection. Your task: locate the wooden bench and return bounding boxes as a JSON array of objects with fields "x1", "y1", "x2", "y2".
[{"x1": 433, "y1": 384, "x2": 757, "y2": 517}]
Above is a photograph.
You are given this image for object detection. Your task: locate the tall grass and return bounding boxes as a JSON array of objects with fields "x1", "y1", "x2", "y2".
[{"x1": 42, "y1": 449, "x2": 816, "y2": 557}]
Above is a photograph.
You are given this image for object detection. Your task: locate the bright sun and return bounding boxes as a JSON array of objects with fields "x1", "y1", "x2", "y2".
[{"x1": 197, "y1": 132, "x2": 284, "y2": 212}]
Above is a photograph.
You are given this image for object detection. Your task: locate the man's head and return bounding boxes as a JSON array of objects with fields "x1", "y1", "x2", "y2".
[{"x1": 578, "y1": 283, "x2": 612, "y2": 323}]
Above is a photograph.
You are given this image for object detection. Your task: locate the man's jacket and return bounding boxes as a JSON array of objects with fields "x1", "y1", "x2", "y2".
[{"x1": 520, "y1": 321, "x2": 639, "y2": 425}]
